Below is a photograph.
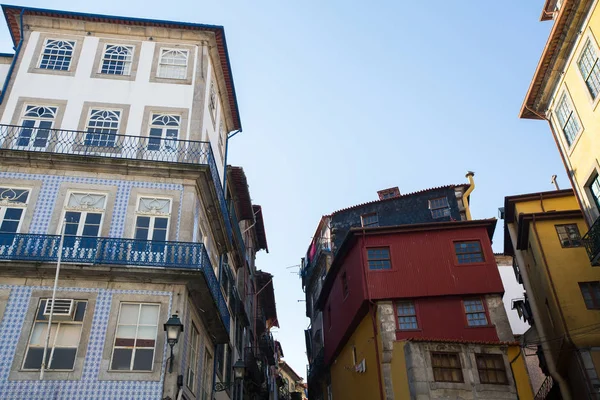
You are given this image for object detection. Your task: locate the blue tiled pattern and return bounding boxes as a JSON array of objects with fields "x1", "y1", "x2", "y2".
[
  {"x1": 0, "y1": 285, "x2": 172, "y2": 400},
  {"x1": 0, "y1": 172, "x2": 183, "y2": 240}
]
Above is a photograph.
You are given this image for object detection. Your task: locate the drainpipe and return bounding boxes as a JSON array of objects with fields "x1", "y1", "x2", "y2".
[
  {"x1": 0, "y1": 9, "x2": 25, "y2": 105},
  {"x1": 463, "y1": 171, "x2": 475, "y2": 221},
  {"x1": 507, "y1": 224, "x2": 572, "y2": 400}
]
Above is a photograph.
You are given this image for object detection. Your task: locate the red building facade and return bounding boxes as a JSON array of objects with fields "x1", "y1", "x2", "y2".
[{"x1": 318, "y1": 219, "x2": 505, "y2": 365}]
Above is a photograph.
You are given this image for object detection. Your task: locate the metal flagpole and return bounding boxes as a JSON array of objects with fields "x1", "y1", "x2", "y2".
[{"x1": 40, "y1": 218, "x2": 66, "y2": 380}]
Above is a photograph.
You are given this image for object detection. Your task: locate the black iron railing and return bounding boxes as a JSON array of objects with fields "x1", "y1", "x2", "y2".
[
  {"x1": 583, "y1": 216, "x2": 600, "y2": 266},
  {"x1": 0, "y1": 232, "x2": 230, "y2": 332},
  {"x1": 0, "y1": 123, "x2": 234, "y2": 251},
  {"x1": 513, "y1": 257, "x2": 523, "y2": 284}
]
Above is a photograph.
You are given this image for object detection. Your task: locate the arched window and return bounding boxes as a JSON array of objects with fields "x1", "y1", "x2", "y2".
[
  {"x1": 84, "y1": 109, "x2": 121, "y2": 147},
  {"x1": 39, "y1": 39, "x2": 75, "y2": 70},
  {"x1": 148, "y1": 114, "x2": 181, "y2": 153},
  {"x1": 157, "y1": 49, "x2": 188, "y2": 79},
  {"x1": 16, "y1": 105, "x2": 57, "y2": 149},
  {"x1": 101, "y1": 44, "x2": 134, "y2": 75}
]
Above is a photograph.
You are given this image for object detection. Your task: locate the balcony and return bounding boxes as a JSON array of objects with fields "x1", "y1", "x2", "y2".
[
  {"x1": 308, "y1": 347, "x2": 324, "y2": 385},
  {"x1": 0, "y1": 124, "x2": 233, "y2": 250},
  {"x1": 513, "y1": 257, "x2": 523, "y2": 284},
  {"x1": 511, "y1": 296, "x2": 533, "y2": 324},
  {"x1": 259, "y1": 332, "x2": 276, "y2": 365},
  {"x1": 301, "y1": 239, "x2": 331, "y2": 285},
  {"x1": 583, "y1": 216, "x2": 600, "y2": 266},
  {"x1": 0, "y1": 232, "x2": 230, "y2": 336}
]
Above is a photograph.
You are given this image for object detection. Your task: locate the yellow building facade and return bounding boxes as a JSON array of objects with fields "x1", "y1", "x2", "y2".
[
  {"x1": 521, "y1": 0, "x2": 600, "y2": 265},
  {"x1": 328, "y1": 307, "x2": 534, "y2": 400},
  {"x1": 504, "y1": 189, "x2": 600, "y2": 399}
]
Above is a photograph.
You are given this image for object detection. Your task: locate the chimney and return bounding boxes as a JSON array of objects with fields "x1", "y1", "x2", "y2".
[{"x1": 377, "y1": 187, "x2": 401, "y2": 200}]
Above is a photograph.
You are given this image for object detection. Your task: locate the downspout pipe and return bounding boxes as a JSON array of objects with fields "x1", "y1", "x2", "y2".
[
  {"x1": 463, "y1": 171, "x2": 475, "y2": 221},
  {"x1": 0, "y1": 9, "x2": 25, "y2": 105},
  {"x1": 507, "y1": 224, "x2": 572, "y2": 400}
]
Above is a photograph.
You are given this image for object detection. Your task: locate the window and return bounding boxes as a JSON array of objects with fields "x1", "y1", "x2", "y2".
[
  {"x1": 216, "y1": 344, "x2": 225, "y2": 378},
  {"x1": 209, "y1": 81, "x2": 217, "y2": 116},
  {"x1": 352, "y1": 346, "x2": 357, "y2": 365},
  {"x1": 110, "y1": 303, "x2": 160, "y2": 371},
  {"x1": 148, "y1": 114, "x2": 180, "y2": 154},
  {"x1": 187, "y1": 324, "x2": 200, "y2": 393},
  {"x1": 367, "y1": 247, "x2": 391, "y2": 270},
  {"x1": 39, "y1": 39, "x2": 75, "y2": 71},
  {"x1": 84, "y1": 109, "x2": 121, "y2": 147},
  {"x1": 588, "y1": 173, "x2": 600, "y2": 212},
  {"x1": 157, "y1": 48, "x2": 188, "y2": 79},
  {"x1": 23, "y1": 299, "x2": 87, "y2": 370},
  {"x1": 555, "y1": 224, "x2": 582, "y2": 247},
  {"x1": 100, "y1": 44, "x2": 134, "y2": 75},
  {"x1": 341, "y1": 272, "x2": 349, "y2": 298},
  {"x1": 555, "y1": 92, "x2": 581, "y2": 146},
  {"x1": 431, "y1": 352, "x2": 463, "y2": 383},
  {"x1": 429, "y1": 197, "x2": 451, "y2": 219},
  {"x1": 0, "y1": 187, "x2": 29, "y2": 245},
  {"x1": 133, "y1": 197, "x2": 171, "y2": 259},
  {"x1": 464, "y1": 299, "x2": 488, "y2": 326},
  {"x1": 579, "y1": 282, "x2": 600, "y2": 309},
  {"x1": 361, "y1": 213, "x2": 379, "y2": 227},
  {"x1": 16, "y1": 105, "x2": 57, "y2": 150},
  {"x1": 396, "y1": 301, "x2": 418, "y2": 330},
  {"x1": 454, "y1": 241, "x2": 484, "y2": 264},
  {"x1": 218, "y1": 121, "x2": 226, "y2": 157},
  {"x1": 578, "y1": 39, "x2": 600, "y2": 99},
  {"x1": 476, "y1": 354, "x2": 508, "y2": 384},
  {"x1": 201, "y1": 348, "x2": 213, "y2": 400},
  {"x1": 62, "y1": 192, "x2": 106, "y2": 249},
  {"x1": 225, "y1": 344, "x2": 232, "y2": 387}
]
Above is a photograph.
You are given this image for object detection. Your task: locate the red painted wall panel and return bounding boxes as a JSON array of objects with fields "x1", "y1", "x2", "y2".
[
  {"x1": 394, "y1": 296, "x2": 499, "y2": 342},
  {"x1": 322, "y1": 225, "x2": 504, "y2": 365}
]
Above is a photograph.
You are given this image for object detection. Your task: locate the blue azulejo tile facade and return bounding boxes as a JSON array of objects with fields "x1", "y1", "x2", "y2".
[
  {"x1": 0, "y1": 172, "x2": 184, "y2": 240},
  {"x1": 0, "y1": 285, "x2": 172, "y2": 400}
]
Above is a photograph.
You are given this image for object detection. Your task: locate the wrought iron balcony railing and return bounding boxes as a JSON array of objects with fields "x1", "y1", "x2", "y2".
[
  {"x1": 534, "y1": 375, "x2": 554, "y2": 400},
  {"x1": 301, "y1": 239, "x2": 331, "y2": 283},
  {"x1": 0, "y1": 232, "x2": 230, "y2": 332},
  {"x1": 583, "y1": 216, "x2": 600, "y2": 266},
  {"x1": 0, "y1": 124, "x2": 233, "y2": 247}
]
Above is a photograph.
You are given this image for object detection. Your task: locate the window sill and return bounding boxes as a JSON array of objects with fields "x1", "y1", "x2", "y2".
[
  {"x1": 454, "y1": 261, "x2": 487, "y2": 267},
  {"x1": 465, "y1": 324, "x2": 495, "y2": 329},
  {"x1": 396, "y1": 329, "x2": 421, "y2": 333}
]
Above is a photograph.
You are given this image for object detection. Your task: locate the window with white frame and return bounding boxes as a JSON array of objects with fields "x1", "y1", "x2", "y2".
[
  {"x1": 22, "y1": 299, "x2": 87, "y2": 370},
  {"x1": 16, "y1": 105, "x2": 57, "y2": 150},
  {"x1": 555, "y1": 92, "x2": 581, "y2": 146},
  {"x1": 110, "y1": 302, "x2": 160, "y2": 371},
  {"x1": 187, "y1": 323, "x2": 200, "y2": 393},
  {"x1": 209, "y1": 81, "x2": 217, "y2": 116},
  {"x1": 133, "y1": 197, "x2": 171, "y2": 259},
  {"x1": 578, "y1": 38, "x2": 600, "y2": 99},
  {"x1": 157, "y1": 48, "x2": 188, "y2": 79},
  {"x1": 201, "y1": 348, "x2": 213, "y2": 400},
  {"x1": 361, "y1": 213, "x2": 379, "y2": 227},
  {"x1": 588, "y1": 173, "x2": 600, "y2": 213},
  {"x1": 0, "y1": 187, "x2": 30, "y2": 244},
  {"x1": 84, "y1": 109, "x2": 122, "y2": 147},
  {"x1": 148, "y1": 114, "x2": 180, "y2": 153},
  {"x1": 39, "y1": 39, "x2": 75, "y2": 71},
  {"x1": 62, "y1": 192, "x2": 106, "y2": 249},
  {"x1": 100, "y1": 44, "x2": 134, "y2": 75}
]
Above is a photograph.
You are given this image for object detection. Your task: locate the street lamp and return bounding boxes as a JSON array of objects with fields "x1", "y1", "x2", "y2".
[
  {"x1": 164, "y1": 314, "x2": 183, "y2": 373},
  {"x1": 214, "y1": 359, "x2": 246, "y2": 392}
]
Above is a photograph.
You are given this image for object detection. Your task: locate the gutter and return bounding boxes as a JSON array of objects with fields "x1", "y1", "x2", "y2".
[
  {"x1": 507, "y1": 223, "x2": 572, "y2": 400},
  {"x1": 463, "y1": 171, "x2": 475, "y2": 220},
  {"x1": 0, "y1": 8, "x2": 24, "y2": 105}
]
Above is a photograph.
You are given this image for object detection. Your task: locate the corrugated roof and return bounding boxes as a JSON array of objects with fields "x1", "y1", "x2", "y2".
[
  {"x1": 1, "y1": 4, "x2": 242, "y2": 130},
  {"x1": 228, "y1": 166, "x2": 254, "y2": 221},
  {"x1": 253, "y1": 205, "x2": 268, "y2": 253},
  {"x1": 331, "y1": 184, "x2": 469, "y2": 215}
]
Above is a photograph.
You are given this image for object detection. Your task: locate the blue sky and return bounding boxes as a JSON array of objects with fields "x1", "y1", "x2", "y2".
[{"x1": 0, "y1": 0, "x2": 564, "y2": 378}]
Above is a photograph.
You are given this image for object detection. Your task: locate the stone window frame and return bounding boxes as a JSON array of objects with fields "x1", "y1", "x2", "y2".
[
  {"x1": 9, "y1": 289, "x2": 97, "y2": 381},
  {"x1": 468, "y1": 348, "x2": 516, "y2": 392},
  {"x1": 0, "y1": 178, "x2": 43, "y2": 234},
  {"x1": 2, "y1": 97, "x2": 68, "y2": 150},
  {"x1": 75, "y1": 101, "x2": 131, "y2": 154},
  {"x1": 47, "y1": 182, "x2": 118, "y2": 238},
  {"x1": 0, "y1": 288, "x2": 11, "y2": 326},
  {"x1": 98, "y1": 292, "x2": 170, "y2": 381},
  {"x1": 27, "y1": 33, "x2": 84, "y2": 77},
  {"x1": 90, "y1": 38, "x2": 142, "y2": 81},
  {"x1": 124, "y1": 187, "x2": 182, "y2": 243},
  {"x1": 149, "y1": 43, "x2": 195, "y2": 85}
]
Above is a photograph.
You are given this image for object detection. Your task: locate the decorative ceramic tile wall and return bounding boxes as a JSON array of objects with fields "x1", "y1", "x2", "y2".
[
  {"x1": 0, "y1": 285, "x2": 173, "y2": 400},
  {"x1": 0, "y1": 172, "x2": 184, "y2": 240}
]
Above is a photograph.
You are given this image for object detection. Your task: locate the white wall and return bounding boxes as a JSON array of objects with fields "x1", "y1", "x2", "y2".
[
  {"x1": 0, "y1": 60, "x2": 12, "y2": 88},
  {"x1": 498, "y1": 264, "x2": 530, "y2": 335}
]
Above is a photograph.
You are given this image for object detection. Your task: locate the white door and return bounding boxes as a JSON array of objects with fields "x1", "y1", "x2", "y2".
[
  {"x1": 14, "y1": 105, "x2": 57, "y2": 151},
  {"x1": 131, "y1": 198, "x2": 171, "y2": 264},
  {"x1": 147, "y1": 114, "x2": 180, "y2": 162}
]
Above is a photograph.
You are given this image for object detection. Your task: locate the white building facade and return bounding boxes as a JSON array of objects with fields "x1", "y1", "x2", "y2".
[{"x1": 0, "y1": 5, "x2": 269, "y2": 400}]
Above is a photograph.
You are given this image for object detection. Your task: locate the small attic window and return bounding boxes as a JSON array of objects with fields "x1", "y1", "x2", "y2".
[{"x1": 429, "y1": 197, "x2": 451, "y2": 219}]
